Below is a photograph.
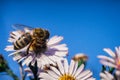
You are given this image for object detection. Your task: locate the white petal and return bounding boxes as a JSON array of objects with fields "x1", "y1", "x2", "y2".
[
  {"x1": 13, "y1": 54, "x2": 23, "y2": 61},
  {"x1": 39, "y1": 73, "x2": 55, "y2": 80},
  {"x1": 24, "y1": 68, "x2": 31, "y2": 72},
  {"x1": 98, "y1": 55, "x2": 115, "y2": 63},
  {"x1": 47, "y1": 36, "x2": 63, "y2": 46},
  {"x1": 115, "y1": 47, "x2": 120, "y2": 59},
  {"x1": 54, "y1": 51, "x2": 68, "y2": 57},
  {"x1": 17, "y1": 57, "x2": 26, "y2": 62},
  {"x1": 76, "y1": 70, "x2": 91, "y2": 79},
  {"x1": 74, "y1": 64, "x2": 84, "y2": 77},
  {"x1": 40, "y1": 55, "x2": 56, "y2": 66},
  {"x1": 115, "y1": 70, "x2": 120, "y2": 80},
  {"x1": 5, "y1": 45, "x2": 14, "y2": 51},
  {"x1": 72, "y1": 61, "x2": 78, "y2": 76},
  {"x1": 50, "y1": 66, "x2": 61, "y2": 76},
  {"x1": 24, "y1": 28, "x2": 31, "y2": 33},
  {"x1": 68, "y1": 60, "x2": 75, "y2": 75},
  {"x1": 8, "y1": 52, "x2": 20, "y2": 56},
  {"x1": 47, "y1": 70, "x2": 59, "y2": 79},
  {"x1": 50, "y1": 44, "x2": 68, "y2": 51},
  {"x1": 8, "y1": 38, "x2": 16, "y2": 42},
  {"x1": 100, "y1": 72, "x2": 109, "y2": 80},
  {"x1": 100, "y1": 60, "x2": 117, "y2": 68},
  {"x1": 48, "y1": 55, "x2": 64, "y2": 63},
  {"x1": 27, "y1": 73, "x2": 33, "y2": 77},
  {"x1": 104, "y1": 71, "x2": 114, "y2": 79},
  {"x1": 57, "y1": 60, "x2": 64, "y2": 75},
  {"x1": 103, "y1": 48, "x2": 116, "y2": 58},
  {"x1": 77, "y1": 72, "x2": 93, "y2": 80},
  {"x1": 22, "y1": 55, "x2": 33, "y2": 66},
  {"x1": 63, "y1": 58, "x2": 69, "y2": 74},
  {"x1": 87, "y1": 78, "x2": 96, "y2": 80}
]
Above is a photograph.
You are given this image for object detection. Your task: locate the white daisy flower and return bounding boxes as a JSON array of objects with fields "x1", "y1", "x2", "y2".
[
  {"x1": 100, "y1": 71, "x2": 114, "y2": 80},
  {"x1": 98, "y1": 47, "x2": 120, "y2": 70},
  {"x1": 39, "y1": 59, "x2": 95, "y2": 80},
  {"x1": 5, "y1": 28, "x2": 68, "y2": 69}
]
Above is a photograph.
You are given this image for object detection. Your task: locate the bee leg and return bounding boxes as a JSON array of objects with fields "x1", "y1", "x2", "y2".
[{"x1": 26, "y1": 40, "x2": 34, "y2": 54}]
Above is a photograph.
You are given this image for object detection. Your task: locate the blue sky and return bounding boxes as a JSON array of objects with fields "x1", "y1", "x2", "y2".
[{"x1": 0, "y1": 0, "x2": 120, "y2": 80}]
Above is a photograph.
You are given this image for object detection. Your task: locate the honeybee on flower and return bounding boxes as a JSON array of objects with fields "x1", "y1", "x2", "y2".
[{"x1": 5, "y1": 24, "x2": 68, "y2": 69}]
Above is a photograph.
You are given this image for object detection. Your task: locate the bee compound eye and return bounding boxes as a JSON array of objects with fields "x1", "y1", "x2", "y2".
[{"x1": 45, "y1": 30, "x2": 50, "y2": 39}]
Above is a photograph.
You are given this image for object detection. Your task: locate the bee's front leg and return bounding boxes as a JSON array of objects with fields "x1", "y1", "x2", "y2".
[{"x1": 26, "y1": 39, "x2": 34, "y2": 54}]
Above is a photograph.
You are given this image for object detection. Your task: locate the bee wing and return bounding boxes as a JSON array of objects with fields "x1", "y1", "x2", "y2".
[{"x1": 12, "y1": 24, "x2": 33, "y2": 32}]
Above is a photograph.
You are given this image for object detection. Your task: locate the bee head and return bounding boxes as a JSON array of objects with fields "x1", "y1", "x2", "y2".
[{"x1": 33, "y1": 28, "x2": 50, "y2": 39}]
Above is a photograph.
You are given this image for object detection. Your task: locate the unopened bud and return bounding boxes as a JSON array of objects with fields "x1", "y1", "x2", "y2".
[{"x1": 72, "y1": 53, "x2": 88, "y2": 62}]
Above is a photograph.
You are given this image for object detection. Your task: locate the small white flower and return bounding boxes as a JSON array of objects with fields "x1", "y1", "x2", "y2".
[
  {"x1": 5, "y1": 28, "x2": 68, "y2": 69},
  {"x1": 100, "y1": 71, "x2": 114, "y2": 80},
  {"x1": 39, "y1": 59, "x2": 95, "y2": 80},
  {"x1": 98, "y1": 47, "x2": 120, "y2": 70}
]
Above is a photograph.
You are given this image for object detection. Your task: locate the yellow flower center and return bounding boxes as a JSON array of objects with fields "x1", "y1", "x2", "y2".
[
  {"x1": 117, "y1": 59, "x2": 120, "y2": 66},
  {"x1": 58, "y1": 74, "x2": 75, "y2": 80},
  {"x1": 117, "y1": 60, "x2": 120, "y2": 65}
]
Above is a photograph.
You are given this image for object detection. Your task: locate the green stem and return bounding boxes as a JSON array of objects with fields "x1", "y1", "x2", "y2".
[
  {"x1": 29, "y1": 61, "x2": 38, "y2": 80},
  {"x1": 78, "y1": 59, "x2": 86, "y2": 68},
  {"x1": 101, "y1": 65, "x2": 106, "y2": 72},
  {"x1": 109, "y1": 67, "x2": 115, "y2": 74}
]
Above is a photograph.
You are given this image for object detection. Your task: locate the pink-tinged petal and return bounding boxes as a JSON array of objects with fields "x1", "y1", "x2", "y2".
[
  {"x1": 104, "y1": 71, "x2": 114, "y2": 79},
  {"x1": 100, "y1": 60, "x2": 117, "y2": 68},
  {"x1": 115, "y1": 47, "x2": 120, "y2": 58},
  {"x1": 100, "y1": 72, "x2": 108, "y2": 80},
  {"x1": 115, "y1": 70, "x2": 120, "y2": 80},
  {"x1": 103, "y1": 48, "x2": 116, "y2": 58},
  {"x1": 98, "y1": 55, "x2": 115, "y2": 63}
]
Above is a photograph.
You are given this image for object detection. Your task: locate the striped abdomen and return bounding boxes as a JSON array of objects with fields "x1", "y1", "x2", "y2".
[{"x1": 14, "y1": 33, "x2": 32, "y2": 50}]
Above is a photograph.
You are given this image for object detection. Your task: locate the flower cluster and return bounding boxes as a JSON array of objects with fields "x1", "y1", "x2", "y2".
[
  {"x1": 5, "y1": 26, "x2": 95, "y2": 80},
  {"x1": 98, "y1": 47, "x2": 120, "y2": 80}
]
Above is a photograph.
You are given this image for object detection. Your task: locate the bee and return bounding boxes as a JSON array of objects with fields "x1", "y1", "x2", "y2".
[{"x1": 12, "y1": 24, "x2": 50, "y2": 54}]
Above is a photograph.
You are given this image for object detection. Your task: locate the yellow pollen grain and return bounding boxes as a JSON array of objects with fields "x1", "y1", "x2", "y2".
[{"x1": 58, "y1": 74, "x2": 75, "y2": 80}]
